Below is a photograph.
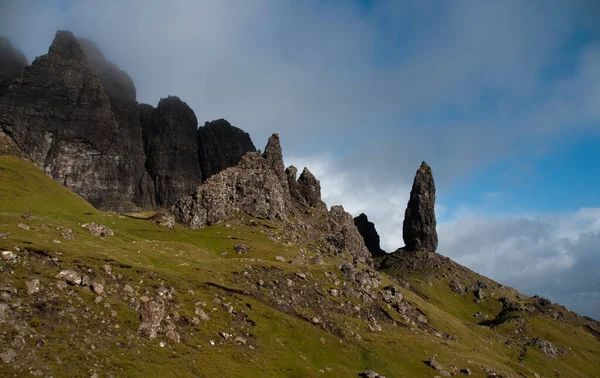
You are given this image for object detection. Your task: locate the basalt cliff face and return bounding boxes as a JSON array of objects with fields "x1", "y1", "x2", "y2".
[{"x1": 0, "y1": 31, "x2": 255, "y2": 210}]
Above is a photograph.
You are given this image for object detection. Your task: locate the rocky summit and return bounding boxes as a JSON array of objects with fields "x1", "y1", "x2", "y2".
[
  {"x1": 0, "y1": 29, "x2": 598, "y2": 378},
  {"x1": 402, "y1": 161, "x2": 438, "y2": 252}
]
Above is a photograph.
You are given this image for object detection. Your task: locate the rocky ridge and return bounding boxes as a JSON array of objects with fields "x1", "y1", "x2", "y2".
[
  {"x1": 172, "y1": 133, "x2": 370, "y2": 262},
  {"x1": 0, "y1": 31, "x2": 255, "y2": 210}
]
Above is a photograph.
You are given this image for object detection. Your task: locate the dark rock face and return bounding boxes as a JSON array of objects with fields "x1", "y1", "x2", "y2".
[
  {"x1": 141, "y1": 96, "x2": 203, "y2": 207},
  {"x1": 77, "y1": 37, "x2": 153, "y2": 209},
  {"x1": 403, "y1": 161, "x2": 438, "y2": 252},
  {"x1": 354, "y1": 213, "x2": 386, "y2": 257},
  {"x1": 197, "y1": 119, "x2": 256, "y2": 180},
  {"x1": 0, "y1": 36, "x2": 28, "y2": 86},
  {"x1": 0, "y1": 30, "x2": 138, "y2": 210}
]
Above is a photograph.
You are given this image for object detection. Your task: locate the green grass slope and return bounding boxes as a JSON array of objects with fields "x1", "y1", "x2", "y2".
[{"x1": 0, "y1": 156, "x2": 598, "y2": 377}]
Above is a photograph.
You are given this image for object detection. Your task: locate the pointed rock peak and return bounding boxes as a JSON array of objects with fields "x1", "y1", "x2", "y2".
[
  {"x1": 262, "y1": 133, "x2": 285, "y2": 179},
  {"x1": 286, "y1": 165, "x2": 298, "y2": 180},
  {"x1": 354, "y1": 213, "x2": 386, "y2": 258},
  {"x1": 403, "y1": 161, "x2": 438, "y2": 252},
  {"x1": 49, "y1": 30, "x2": 85, "y2": 60},
  {"x1": 298, "y1": 167, "x2": 316, "y2": 181}
]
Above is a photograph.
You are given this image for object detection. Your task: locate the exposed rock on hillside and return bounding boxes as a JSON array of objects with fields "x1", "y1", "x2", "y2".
[
  {"x1": 197, "y1": 119, "x2": 256, "y2": 180},
  {"x1": 354, "y1": 213, "x2": 386, "y2": 257},
  {"x1": 0, "y1": 31, "x2": 137, "y2": 210},
  {"x1": 287, "y1": 166, "x2": 326, "y2": 209},
  {"x1": 328, "y1": 206, "x2": 370, "y2": 260},
  {"x1": 172, "y1": 134, "x2": 289, "y2": 228},
  {"x1": 0, "y1": 36, "x2": 28, "y2": 86},
  {"x1": 141, "y1": 96, "x2": 203, "y2": 206},
  {"x1": 402, "y1": 161, "x2": 438, "y2": 252}
]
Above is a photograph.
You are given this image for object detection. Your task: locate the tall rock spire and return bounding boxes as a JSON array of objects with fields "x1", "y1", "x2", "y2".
[{"x1": 402, "y1": 161, "x2": 438, "y2": 252}]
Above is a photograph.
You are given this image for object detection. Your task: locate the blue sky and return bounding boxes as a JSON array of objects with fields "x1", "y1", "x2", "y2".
[{"x1": 1, "y1": 0, "x2": 599, "y2": 318}]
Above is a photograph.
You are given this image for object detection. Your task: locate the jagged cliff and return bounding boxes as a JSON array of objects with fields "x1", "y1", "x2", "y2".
[
  {"x1": 197, "y1": 119, "x2": 256, "y2": 180},
  {"x1": 172, "y1": 133, "x2": 370, "y2": 262},
  {"x1": 0, "y1": 31, "x2": 255, "y2": 211}
]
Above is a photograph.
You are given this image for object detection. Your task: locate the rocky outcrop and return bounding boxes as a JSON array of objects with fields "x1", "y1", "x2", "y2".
[
  {"x1": 287, "y1": 166, "x2": 326, "y2": 209},
  {"x1": 327, "y1": 206, "x2": 371, "y2": 260},
  {"x1": 0, "y1": 30, "x2": 139, "y2": 210},
  {"x1": 0, "y1": 36, "x2": 28, "y2": 86},
  {"x1": 197, "y1": 119, "x2": 256, "y2": 180},
  {"x1": 354, "y1": 213, "x2": 386, "y2": 257},
  {"x1": 141, "y1": 96, "x2": 203, "y2": 207},
  {"x1": 403, "y1": 161, "x2": 438, "y2": 252},
  {"x1": 172, "y1": 134, "x2": 289, "y2": 228}
]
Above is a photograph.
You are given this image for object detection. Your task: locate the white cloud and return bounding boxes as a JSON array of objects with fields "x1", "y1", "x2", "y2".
[{"x1": 438, "y1": 209, "x2": 600, "y2": 319}]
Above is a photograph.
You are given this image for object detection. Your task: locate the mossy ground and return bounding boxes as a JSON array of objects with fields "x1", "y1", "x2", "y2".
[{"x1": 0, "y1": 156, "x2": 599, "y2": 377}]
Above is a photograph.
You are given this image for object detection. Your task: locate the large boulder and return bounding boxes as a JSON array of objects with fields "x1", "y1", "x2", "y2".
[
  {"x1": 141, "y1": 96, "x2": 203, "y2": 207},
  {"x1": 402, "y1": 161, "x2": 438, "y2": 252},
  {"x1": 354, "y1": 213, "x2": 386, "y2": 257},
  {"x1": 197, "y1": 119, "x2": 256, "y2": 180}
]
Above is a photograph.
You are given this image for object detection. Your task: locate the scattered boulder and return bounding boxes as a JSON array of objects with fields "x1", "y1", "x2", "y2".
[
  {"x1": 362, "y1": 369, "x2": 386, "y2": 378},
  {"x1": 1, "y1": 251, "x2": 16, "y2": 261},
  {"x1": 0, "y1": 233, "x2": 7, "y2": 239},
  {"x1": 82, "y1": 223, "x2": 114, "y2": 237},
  {"x1": 0, "y1": 348, "x2": 17, "y2": 364},
  {"x1": 234, "y1": 244, "x2": 250, "y2": 255},
  {"x1": 138, "y1": 300, "x2": 165, "y2": 339},
  {"x1": 428, "y1": 356, "x2": 451, "y2": 376},
  {"x1": 450, "y1": 280, "x2": 466, "y2": 295},
  {"x1": 21, "y1": 212, "x2": 34, "y2": 220},
  {"x1": 354, "y1": 213, "x2": 386, "y2": 257},
  {"x1": 16, "y1": 223, "x2": 29, "y2": 231},
  {"x1": 528, "y1": 338, "x2": 560, "y2": 359},
  {"x1": 149, "y1": 213, "x2": 175, "y2": 228},
  {"x1": 55, "y1": 270, "x2": 82, "y2": 285},
  {"x1": 25, "y1": 279, "x2": 40, "y2": 295},
  {"x1": 402, "y1": 162, "x2": 438, "y2": 252},
  {"x1": 90, "y1": 282, "x2": 104, "y2": 295},
  {"x1": 275, "y1": 256, "x2": 286, "y2": 262},
  {"x1": 460, "y1": 368, "x2": 472, "y2": 375}
]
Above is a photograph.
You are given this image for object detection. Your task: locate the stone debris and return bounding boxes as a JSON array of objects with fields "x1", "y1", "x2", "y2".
[
  {"x1": 25, "y1": 279, "x2": 40, "y2": 295},
  {"x1": 234, "y1": 244, "x2": 250, "y2": 255},
  {"x1": 55, "y1": 270, "x2": 82, "y2": 285},
  {"x1": 82, "y1": 222, "x2": 114, "y2": 237},
  {"x1": 16, "y1": 223, "x2": 29, "y2": 231}
]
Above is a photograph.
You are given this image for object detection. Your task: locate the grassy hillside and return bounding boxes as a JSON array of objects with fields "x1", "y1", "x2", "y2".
[{"x1": 0, "y1": 156, "x2": 599, "y2": 377}]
